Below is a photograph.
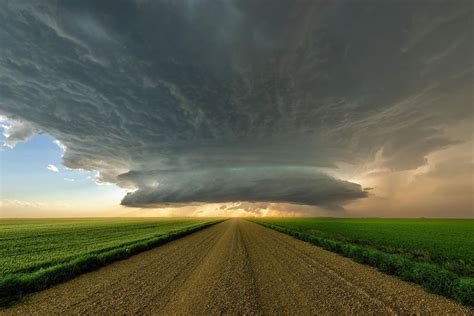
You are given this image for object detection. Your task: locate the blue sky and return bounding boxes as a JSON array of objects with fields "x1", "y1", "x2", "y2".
[{"x1": 0, "y1": 132, "x2": 125, "y2": 217}]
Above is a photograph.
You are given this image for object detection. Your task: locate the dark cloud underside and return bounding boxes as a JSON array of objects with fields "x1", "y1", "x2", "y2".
[{"x1": 0, "y1": 0, "x2": 472, "y2": 209}]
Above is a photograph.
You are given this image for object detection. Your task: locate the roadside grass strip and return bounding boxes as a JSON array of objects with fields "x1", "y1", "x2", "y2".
[
  {"x1": 0, "y1": 220, "x2": 223, "y2": 307},
  {"x1": 254, "y1": 221, "x2": 473, "y2": 306}
]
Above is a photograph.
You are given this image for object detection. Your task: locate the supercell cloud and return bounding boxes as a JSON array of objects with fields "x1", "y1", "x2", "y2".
[{"x1": 0, "y1": 0, "x2": 472, "y2": 210}]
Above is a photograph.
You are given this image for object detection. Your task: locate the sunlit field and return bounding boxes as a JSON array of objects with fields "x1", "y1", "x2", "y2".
[{"x1": 0, "y1": 218, "x2": 221, "y2": 305}]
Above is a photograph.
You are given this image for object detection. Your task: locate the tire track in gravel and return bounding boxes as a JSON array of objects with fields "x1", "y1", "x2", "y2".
[{"x1": 2, "y1": 219, "x2": 470, "y2": 315}]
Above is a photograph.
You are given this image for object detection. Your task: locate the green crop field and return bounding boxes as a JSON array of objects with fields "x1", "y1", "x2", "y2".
[
  {"x1": 0, "y1": 218, "x2": 221, "y2": 306},
  {"x1": 251, "y1": 218, "x2": 474, "y2": 306}
]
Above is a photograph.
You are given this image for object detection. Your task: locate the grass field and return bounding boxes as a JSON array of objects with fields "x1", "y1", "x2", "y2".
[
  {"x1": 0, "y1": 218, "x2": 221, "y2": 306},
  {"x1": 251, "y1": 218, "x2": 474, "y2": 306}
]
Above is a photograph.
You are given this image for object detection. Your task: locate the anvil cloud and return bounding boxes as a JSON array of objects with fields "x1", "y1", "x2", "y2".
[{"x1": 0, "y1": 0, "x2": 472, "y2": 211}]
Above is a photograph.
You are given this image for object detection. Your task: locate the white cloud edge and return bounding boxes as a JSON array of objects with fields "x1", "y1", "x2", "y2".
[{"x1": 47, "y1": 164, "x2": 59, "y2": 172}]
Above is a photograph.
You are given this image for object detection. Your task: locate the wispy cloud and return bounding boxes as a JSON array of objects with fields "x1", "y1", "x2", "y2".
[
  {"x1": 0, "y1": 199, "x2": 47, "y2": 209},
  {"x1": 0, "y1": 116, "x2": 37, "y2": 149},
  {"x1": 53, "y1": 140, "x2": 67, "y2": 152},
  {"x1": 47, "y1": 164, "x2": 59, "y2": 173}
]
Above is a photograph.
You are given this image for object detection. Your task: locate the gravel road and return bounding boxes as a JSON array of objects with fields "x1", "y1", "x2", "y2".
[{"x1": 2, "y1": 219, "x2": 470, "y2": 315}]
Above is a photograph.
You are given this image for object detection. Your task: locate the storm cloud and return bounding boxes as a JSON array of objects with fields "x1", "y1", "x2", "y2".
[
  {"x1": 119, "y1": 168, "x2": 367, "y2": 208},
  {"x1": 0, "y1": 0, "x2": 472, "y2": 210}
]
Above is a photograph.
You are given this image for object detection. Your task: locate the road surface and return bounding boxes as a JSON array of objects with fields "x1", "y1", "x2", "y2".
[{"x1": 2, "y1": 219, "x2": 470, "y2": 315}]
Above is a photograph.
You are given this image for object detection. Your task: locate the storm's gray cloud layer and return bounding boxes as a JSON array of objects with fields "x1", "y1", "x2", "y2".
[
  {"x1": 0, "y1": 0, "x2": 472, "y2": 209},
  {"x1": 120, "y1": 167, "x2": 367, "y2": 208}
]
